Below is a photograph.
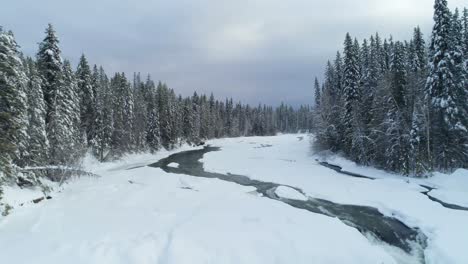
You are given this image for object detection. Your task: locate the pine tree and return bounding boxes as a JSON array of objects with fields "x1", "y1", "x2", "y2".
[
  {"x1": 463, "y1": 8, "x2": 468, "y2": 63},
  {"x1": 37, "y1": 24, "x2": 62, "y2": 127},
  {"x1": 182, "y1": 97, "x2": 196, "y2": 144},
  {"x1": 76, "y1": 54, "x2": 96, "y2": 146},
  {"x1": 191, "y1": 92, "x2": 201, "y2": 141},
  {"x1": 168, "y1": 89, "x2": 181, "y2": 146},
  {"x1": 94, "y1": 67, "x2": 113, "y2": 161},
  {"x1": 156, "y1": 82, "x2": 173, "y2": 149},
  {"x1": 0, "y1": 28, "x2": 29, "y2": 177},
  {"x1": 385, "y1": 41, "x2": 410, "y2": 173},
  {"x1": 341, "y1": 33, "x2": 361, "y2": 155},
  {"x1": 426, "y1": 0, "x2": 468, "y2": 170},
  {"x1": 24, "y1": 58, "x2": 49, "y2": 166},
  {"x1": 314, "y1": 77, "x2": 321, "y2": 108},
  {"x1": 145, "y1": 77, "x2": 161, "y2": 152},
  {"x1": 317, "y1": 61, "x2": 341, "y2": 149},
  {"x1": 110, "y1": 73, "x2": 134, "y2": 156},
  {"x1": 132, "y1": 73, "x2": 148, "y2": 152},
  {"x1": 46, "y1": 60, "x2": 81, "y2": 165},
  {"x1": 408, "y1": 27, "x2": 429, "y2": 176}
]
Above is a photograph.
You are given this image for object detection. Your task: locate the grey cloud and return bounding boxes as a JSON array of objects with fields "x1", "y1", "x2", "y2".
[{"x1": 2, "y1": 0, "x2": 467, "y2": 106}]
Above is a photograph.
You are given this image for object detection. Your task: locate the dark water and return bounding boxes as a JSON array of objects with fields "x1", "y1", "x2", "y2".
[
  {"x1": 420, "y1": 185, "x2": 468, "y2": 211},
  {"x1": 317, "y1": 161, "x2": 376, "y2": 180},
  {"x1": 149, "y1": 146, "x2": 427, "y2": 261},
  {"x1": 317, "y1": 160, "x2": 468, "y2": 212}
]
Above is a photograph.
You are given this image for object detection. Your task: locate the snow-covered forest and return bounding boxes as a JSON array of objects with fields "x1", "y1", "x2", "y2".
[
  {"x1": 1, "y1": 0, "x2": 468, "y2": 263},
  {"x1": 0, "y1": 24, "x2": 313, "y2": 191},
  {"x1": 314, "y1": 1, "x2": 468, "y2": 176}
]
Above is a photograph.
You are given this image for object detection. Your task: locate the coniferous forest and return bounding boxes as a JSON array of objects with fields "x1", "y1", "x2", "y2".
[
  {"x1": 0, "y1": 24, "x2": 313, "y2": 186},
  {"x1": 315, "y1": 0, "x2": 467, "y2": 176},
  {"x1": 2, "y1": 1, "x2": 468, "y2": 262},
  {"x1": 0, "y1": 0, "x2": 467, "y2": 191}
]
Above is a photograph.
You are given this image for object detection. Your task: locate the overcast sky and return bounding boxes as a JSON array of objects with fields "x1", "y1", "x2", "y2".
[{"x1": 2, "y1": 0, "x2": 466, "y2": 106}]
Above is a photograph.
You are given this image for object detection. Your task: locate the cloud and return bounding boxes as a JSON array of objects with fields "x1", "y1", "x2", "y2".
[{"x1": 2, "y1": 0, "x2": 466, "y2": 106}]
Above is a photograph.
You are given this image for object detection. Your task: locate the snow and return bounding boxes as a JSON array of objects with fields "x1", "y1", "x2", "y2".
[
  {"x1": 167, "y1": 162, "x2": 179, "y2": 168},
  {"x1": 2, "y1": 185, "x2": 50, "y2": 208},
  {"x1": 426, "y1": 169, "x2": 468, "y2": 208},
  {"x1": 0, "y1": 134, "x2": 467, "y2": 263},
  {"x1": 0, "y1": 147, "x2": 396, "y2": 264},
  {"x1": 202, "y1": 134, "x2": 468, "y2": 264},
  {"x1": 275, "y1": 186, "x2": 308, "y2": 201}
]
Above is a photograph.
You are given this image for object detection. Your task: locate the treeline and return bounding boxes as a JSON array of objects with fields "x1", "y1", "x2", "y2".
[
  {"x1": 0, "y1": 24, "x2": 313, "y2": 183},
  {"x1": 314, "y1": 0, "x2": 467, "y2": 176}
]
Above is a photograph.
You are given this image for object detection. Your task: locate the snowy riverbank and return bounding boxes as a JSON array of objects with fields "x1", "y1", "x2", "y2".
[{"x1": 0, "y1": 134, "x2": 467, "y2": 264}]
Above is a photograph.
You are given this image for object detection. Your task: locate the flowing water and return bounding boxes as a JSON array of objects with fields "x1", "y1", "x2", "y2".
[{"x1": 149, "y1": 146, "x2": 428, "y2": 262}]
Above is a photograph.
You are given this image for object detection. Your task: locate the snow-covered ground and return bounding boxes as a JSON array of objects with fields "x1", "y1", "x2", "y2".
[
  {"x1": 0, "y1": 134, "x2": 467, "y2": 263},
  {"x1": 202, "y1": 134, "x2": 468, "y2": 264}
]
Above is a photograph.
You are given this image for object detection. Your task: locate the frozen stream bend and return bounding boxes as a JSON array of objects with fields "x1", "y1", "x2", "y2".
[{"x1": 149, "y1": 146, "x2": 428, "y2": 262}]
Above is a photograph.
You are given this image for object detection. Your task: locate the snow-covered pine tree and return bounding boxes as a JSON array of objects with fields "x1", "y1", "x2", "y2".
[
  {"x1": 168, "y1": 88, "x2": 181, "y2": 146},
  {"x1": 145, "y1": 77, "x2": 161, "y2": 152},
  {"x1": 463, "y1": 8, "x2": 468, "y2": 64},
  {"x1": 191, "y1": 92, "x2": 201, "y2": 142},
  {"x1": 231, "y1": 102, "x2": 241, "y2": 137},
  {"x1": 314, "y1": 77, "x2": 321, "y2": 108},
  {"x1": 408, "y1": 27, "x2": 430, "y2": 176},
  {"x1": 175, "y1": 95, "x2": 185, "y2": 144},
  {"x1": 156, "y1": 82, "x2": 171, "y2": 149},
  {"x1": 198, "y1": 95, "x2": 208, "y2": 139},
  {"x1": 45, "y1": 60, "x2": 79, "y2": 165},
  {"x1": 110, "y1": 73, "x2": 134, "y2": 156},
  {"x1": 24, "y1": 58, "x2": 49, "y2": 166},
  {"x1": 384, "y1": 41, "x2": 410, "y2": 173},
  {"x1": 207, "y1": 93, "x2": 216, "y2": 139},
  {"x1": 63, "y1": 60, "x2": 83, "y2": 160},
  {"x1": 182, "y1": 97, "x2": 196, "y2": 144},
  {"x1": 316, "y1": 61, "x2": 341, "y2": 150},
  {"x1": 94, "y1": 67, "x2": 113, "y2": 161},
  {"x1": 37, "y1": 24, "x2": 62, "y2": 127},
  {"x1": 132, "y1": 73, "x2": 148, "y2": 152},
  {"x1": 426, "y1": 0, "x2": 468, "y2": 170},
  {"x1": 374, "y1": 33, "x2": 387, "y2": 74},
  {"x1": 0, "y1": 28, "x2": 29, "y2": 177},
  {"x1": 224, "y1": 98, "x2": 233, "y2": 136},
  {"x1": 355, "y1": 38, "x2": 376, "y2": 163},
  {"x1": 76, "y1": 54, "x2": 96, "y2": 146},
  {"x1": 341, "y1": 33, "x2": 361, "y2": 156}
]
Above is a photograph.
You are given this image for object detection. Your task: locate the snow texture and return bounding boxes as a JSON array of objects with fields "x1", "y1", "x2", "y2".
[
  {"x1": 275, "y1": 186, "x2": 308, "y2": 201},
  {"x1": 0, "y1": 134, "x2": 467, "y2": 264},
  {"x1": 202, "y1": 134, "x2": 468, "y2": 264}
]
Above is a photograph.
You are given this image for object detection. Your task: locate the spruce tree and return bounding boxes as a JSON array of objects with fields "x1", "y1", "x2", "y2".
[
  {"x1": 76, "y1": 54, "x2": 96, "y2": 146},
  {"x1": 24, "y1": 58, "x2": 49, "y2": 166},
  {"x1": 463, "y1": 8, "x2": 468, "y2": 64},
  {"x1": 426, "y1": 0, "x2": 468, "y2": 170},
  {"x1": 385, "y1": 41, "x2": 410, "y2": 173},
  {"x1": 314, "y1": 77, "x2": 321, "y2": 108},
  {"x1": 145, "y1": 77, "x2": 161, "y2": 152},
  {"x1": 47, "y1": 60, "x2": 81, "y2": 165},
  {"x1": 182, "y1": 97, "x2": 196, "y2": 144},
  {"x1": 132, "y1": 73, "x2": 148, "y2": 151},
  {"x1": 111, "y1": 73, "x2": 134, "y2": 156},
  {"x1": 37, "y1": 24, "x2": 62, "y2": 126},
  {"x1": 94, "y1": 67, "x2": 113, "y2": 161},
  {"x1": 408, "y1": 27, "x2": 429, "y2": 176},
  {"x1": 0, "y1": 28, "x2": 29, "y2": 177},
  {"x1": 341, "y1": 33, "x2": 360, "y2": 155}
]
